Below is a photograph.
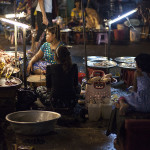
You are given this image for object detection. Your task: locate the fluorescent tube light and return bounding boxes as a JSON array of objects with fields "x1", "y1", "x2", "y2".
[
  {"x1": 0, "y1": 18, "x2": 30, "y2": 29},
  {"x1": 109, "y1": 8, "x2": 138, "y2": 25},
  {"x1": 5, "y1": 12, "x2": 26, "y2": 19}
]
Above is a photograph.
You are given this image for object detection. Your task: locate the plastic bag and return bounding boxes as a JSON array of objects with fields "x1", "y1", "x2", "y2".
[{"x1": 16, "y1": 88, "x2": 37, "y2": 110}]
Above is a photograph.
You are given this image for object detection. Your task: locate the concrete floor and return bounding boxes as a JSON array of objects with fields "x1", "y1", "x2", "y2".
[
  {"x1": 70, "y1": 40, "x2": 150, "y2": 58},
  {"x1": 3, "y1": 118, "x2": 117, "y2": 150},
  {"x1": 0, "y1": 33, "x2": 150, "y2": 150}
]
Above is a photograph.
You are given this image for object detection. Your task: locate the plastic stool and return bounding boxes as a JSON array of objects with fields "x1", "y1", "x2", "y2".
[{"x1": 96, "y1": 33, "x2": 108, "y2": 45}]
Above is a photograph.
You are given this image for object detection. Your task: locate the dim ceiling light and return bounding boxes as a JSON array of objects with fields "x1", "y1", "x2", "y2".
[
  {"x1": 0, "y1": 18, "x2": 30, "y2": 29},
  {"x1": 109, "y1": 8, "x2": 138, "y2": 25},
  {"x1": 5, "y1": 12, "x2": 26, "y2": 19}
]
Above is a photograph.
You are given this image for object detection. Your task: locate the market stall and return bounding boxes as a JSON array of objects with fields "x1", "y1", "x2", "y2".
[{"x1": 0, "y1": 17, "x2": 30, "y2": 88}]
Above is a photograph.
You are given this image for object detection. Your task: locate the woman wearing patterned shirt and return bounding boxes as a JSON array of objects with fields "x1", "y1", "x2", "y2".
[
  {"x1": 70, "y1": 0, "x2": 82, "y2": 27},
  {"x1": 27, "y1": 26, "x2": 63, "y2": 74}
]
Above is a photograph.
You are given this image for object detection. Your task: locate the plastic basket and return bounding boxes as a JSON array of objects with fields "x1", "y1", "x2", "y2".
[{"x1": 85, "y1": 70, "x2": 111, "y2": 106}]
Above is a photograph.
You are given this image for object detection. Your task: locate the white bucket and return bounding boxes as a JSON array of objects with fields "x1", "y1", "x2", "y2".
[
  {"x1": 130, "y1": 27, "x2": 141, "y2": 42},
  {"x1": 88, "y1": 103, "x2": 101, "y2": 121},
  {"x1": 101, "y1": 103, "x2": 112, "y2": 119},
  {"x1": 117, "y1": 24, "x2": 125, "y2": 30}
]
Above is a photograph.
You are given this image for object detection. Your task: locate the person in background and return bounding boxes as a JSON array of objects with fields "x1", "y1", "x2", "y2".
[
  {"x1": 34, "y1": 0, "x2": 53, "y2": 49},
  {"x1": 106, "y1": 53, "x2": 150, "y2": 148},
  {"x1": 27, "y1": 26, "x2": 63, "y2": 75},
  {"x1": 139, "y1": 5, "x2": 150, "y2": 39},
  {"x1": 117, "y1": 53, "x2": 150, "y2": 114},
  {"x1": 45, "y1": 46, "x2": 79, "y2": 111},
  {"x1": 31, "y1": 0, "x2": 38, "y2": 29},
  {"x1": 69, "y1": 0, "x2": 82, "y2": 27}
]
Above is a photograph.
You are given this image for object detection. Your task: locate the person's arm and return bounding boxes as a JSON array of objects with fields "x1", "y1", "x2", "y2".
[
  {"x1": 38, "y1": 0, "x2": 49, "y2": 25},
  {"x1": 27, "y1": 49, "x2": 44, "y2": 73}
]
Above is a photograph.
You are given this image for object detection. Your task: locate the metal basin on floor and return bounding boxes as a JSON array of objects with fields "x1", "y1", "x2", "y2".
[{"x1": 6, "y1": 110, "x2": 61, "y2": 135}]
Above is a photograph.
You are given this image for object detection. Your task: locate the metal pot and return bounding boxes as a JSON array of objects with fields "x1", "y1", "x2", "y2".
[{"x1": 6, "y1": 110, "x2": 61, "y2": 135}]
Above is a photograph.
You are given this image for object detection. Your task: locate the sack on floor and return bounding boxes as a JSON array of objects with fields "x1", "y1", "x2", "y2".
[{"x1": 16, "y1": 88, "x2": 37, "y2": 111}]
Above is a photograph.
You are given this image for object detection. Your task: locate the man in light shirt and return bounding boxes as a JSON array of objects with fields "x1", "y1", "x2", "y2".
[{"x1": 35, "y1": 0, "x2": 53, "y2": 46}]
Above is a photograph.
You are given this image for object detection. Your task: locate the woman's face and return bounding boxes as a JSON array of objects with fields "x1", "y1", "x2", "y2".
[
  {"x1": 46, "y1": 31, "x2": 55, "y2": 43},
  {"x1": 75, "y1": 2, "x2": 80, "y2": 8}
]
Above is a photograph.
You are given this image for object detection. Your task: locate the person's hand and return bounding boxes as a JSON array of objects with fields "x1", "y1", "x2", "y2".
[
  {"x1": 119, "y1": 103, "x2": 129, "y2": 116},
  {"x1": 79, "y1": 19, "x2": 83, "y2": 23},
  {"x1": 27, "y1": 62, "x2": 33, "y2": 74},
  {"x1": 42, "y1": 70, "x2": 46, "y2": 74},
  {"x1": 43, "y1": 16, "x2": 49, "y2": 25},
  {"x1": 114, "y1": 102, "x2": 120, "y2": 108}
]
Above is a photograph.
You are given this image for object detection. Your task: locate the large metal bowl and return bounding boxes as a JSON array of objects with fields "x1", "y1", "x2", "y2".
[
  {"x1": 83, "y1": 56, "x2": 109, "y2": 61},
  {"x1": 6, "y1": 110, "x2": 61, "y2": 135},
  {"x1": 87, "y1": 60, "x2": 117, "y2": 68},
  {"x1": 114, "y1": 56, "x2": 135, "y2": 63},
  {"x1": 118, "y1": 62, "x2": 136, "y2": 69}
]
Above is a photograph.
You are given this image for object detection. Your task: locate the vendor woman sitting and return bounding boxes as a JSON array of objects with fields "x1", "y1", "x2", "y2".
[
  {"x1": 36, "y1": 46, "x2": 79, "y2": 114},
  {"x1": 27, "y1": 26, "x2": 64, "y2": 75}
]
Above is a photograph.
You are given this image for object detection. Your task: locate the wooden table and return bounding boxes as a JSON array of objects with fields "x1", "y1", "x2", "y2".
[{"x1": 27, "y1": 75, "x2": 46, "y2": 88}]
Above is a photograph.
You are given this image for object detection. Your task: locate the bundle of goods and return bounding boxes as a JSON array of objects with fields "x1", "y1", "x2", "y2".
[
  {"x1": 85, "y1": 70, "x2": 116, "y2": 120},
  {"x1": 0, "y1": 59, "x2": 19, "y2": 79},
  {"x1": 0, "y1": 60, "x2": 20, "y2": 86},
  {"x1": 0, "y1": 50, "x2": 21, "y2": 77},
  {"x1": 85, "y1": 70, "x2": 115, "y2": 105},
  {"x1": 0, "y1": 50, "x2": 23, "y2": 65}
]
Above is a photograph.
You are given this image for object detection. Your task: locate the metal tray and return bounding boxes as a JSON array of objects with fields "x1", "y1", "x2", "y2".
[
  {"x1": 87, "y1": 60, "x2": 117, "y2": 68},
  {"x1": 0, "y1": 76, "x2": 22, "y2": 88},
  {"x1": 118, "y1": 63, "x2": 136, "y2": 69},
  {"x1": 5, "y1": 51, "x2": 24, "y2": 58},
  {"x1": 60, "y1": 28, "x2": 72, "y2": 32},
  {"x1": 115, "y1": 57, "x2": 135, "y2": 63},
  {"x1": 84, "y1": 56, "x2": 109, "y2": 61}
]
